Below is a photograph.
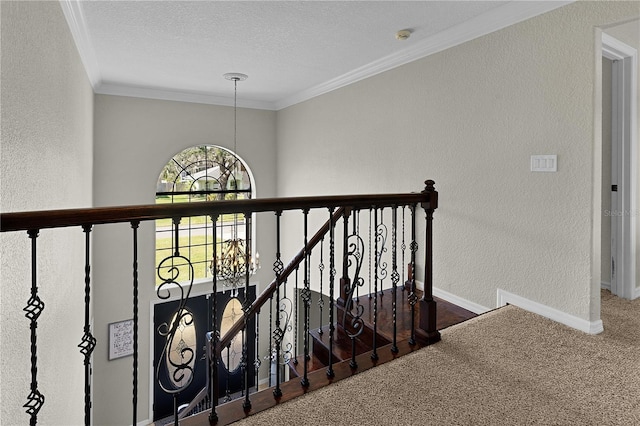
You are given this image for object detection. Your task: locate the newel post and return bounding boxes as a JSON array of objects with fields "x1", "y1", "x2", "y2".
[{"x1": 416, "y1": 180, "x2": 441, "y2": 344}]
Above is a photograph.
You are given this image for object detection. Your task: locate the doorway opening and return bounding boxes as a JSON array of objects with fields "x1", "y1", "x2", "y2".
[{"x1": 601, "y1": 31, "x2": 638, "y2": 300}]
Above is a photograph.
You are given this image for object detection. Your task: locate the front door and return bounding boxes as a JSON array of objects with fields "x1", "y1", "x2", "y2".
[{"x1": 153, "y1": 294, "x2": 209, "y2": 421}]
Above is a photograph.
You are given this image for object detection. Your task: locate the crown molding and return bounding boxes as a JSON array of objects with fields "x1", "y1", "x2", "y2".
[
  {"x1": 95, "y1": 81, "x2": 277, "y2": 110},
  {"x1": 60, "y1": 0, "x2": 572, "y2": 111},
  {"x1": 59, "y1": 0, "x2": 101, "y2": 88},
  {"x1": 274, "y1": 1, "x2": 573, "y2": 110}
]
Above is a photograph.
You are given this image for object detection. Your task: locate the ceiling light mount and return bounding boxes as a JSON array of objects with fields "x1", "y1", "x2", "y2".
[
  {"x1": 395, "y1": 29, "x2": 412, "y2": 41},
  {"x1": 223, "y1": 72, "x2": 248, "y2": 82}
]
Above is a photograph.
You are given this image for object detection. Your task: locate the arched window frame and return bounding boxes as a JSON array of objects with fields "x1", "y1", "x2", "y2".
[{"x1": 155, "y1": 145, "x2": 257, "y2": 287}]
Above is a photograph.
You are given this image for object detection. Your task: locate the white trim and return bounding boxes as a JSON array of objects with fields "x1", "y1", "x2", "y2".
[
  {"x1": 601, "y1": 281, "x2": 611, "y2": 291},
  {"x1": 433, "y1": 287, "x2": 491, "y2": 315},
  {"x1": 61, "y1": 0, "x2": 572, "y2": 110},
  {"x1": 59, "y1": 0, "x2": 101, "y2": 87},
  {"x1": 96, "y1": 81, "x2": 276, "y2": 111},
  {"x1": 496, "y1": 289, "x2": 604, "y2": 335},
  {"x1": 602, "y1": 34, "x2": 638, "y2": 300},
  {"x1": 414, "y1": 280, "x2": 491, "y2": 315}
]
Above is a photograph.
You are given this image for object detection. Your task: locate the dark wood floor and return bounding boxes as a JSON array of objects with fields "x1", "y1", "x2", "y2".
[{"x1": 181, "y1": 290, "x2": 477, "y2": 426}]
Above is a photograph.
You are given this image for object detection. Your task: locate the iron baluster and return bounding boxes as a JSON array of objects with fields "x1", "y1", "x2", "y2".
[
  {"x1": 402, "y1": 206, "x2": 406, "y2": 292},
  {"x1": 342, "y1": 209, "x2": 366, "y2": 369},
  {"x1": 327, "y1": 207, "x2": 336, "y2": 378},
  {"x1": 24, "y1": 229, "x2": 44, "y2": 426},
  {"x1": 273, "y1": 211, "x2": 284, "y2": 397},
  {"x1": 375, "y1": 207, "x2": 389, "y2": 356},
  {"x1": 254, "y1": 310, "x2": 260, "y2": 392},
  {"x1": 79, "y1": 225, "x2": 97, "y2": 426},
  {"x1": 391, "y1": 207, "x2": 399, "y2": 353},
  {"x1": 209, "y1": 214, "x2": 219, "y2": 424},
  {"x1": 352, "y1": 209, "x2": 360, "y2": 302},
  {"x1": 293, "y1": 266, "x2": 299, "y2": 365},
  {"x1": 371, "y1": 208, "x2": 379, "y2": 361},
  {"x1": 131, "y1": 221, "x2": 140, "y2": 425},
  {"x1": 156, "y1": 218, "x2": 197, "y2": 421},
  {"x1": 243, "y1": 213, "x2": 252, "y2": 411},
  {"x1": 368, "y1": 208, "x2": 372, "y2": 297},
  {"x1": 224, "y1": 342, "x2": 231, "y2": 402},
  {"x1": 318, "y1": 237, "x2": 325, "y2": 334},
  {"x1": 377, "y1": 208, "x2": 388, "y2": 297},
  {"x1": 371, "y1": 207, "x2": 382, "y2": 361},
  {"x1": 408, "y1": 205, "x2": 418, "y2": 345},
  {"x1": 267, "y1": 294, "x2": 273, "y2": 389},
  {"x1": 300, "y1": 208, "x2": 311, "y2": 387}
]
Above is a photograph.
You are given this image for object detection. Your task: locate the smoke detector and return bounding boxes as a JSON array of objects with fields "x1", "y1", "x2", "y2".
[{"x1": 395, "y1": 29, "x2": 412, "y2": 41}]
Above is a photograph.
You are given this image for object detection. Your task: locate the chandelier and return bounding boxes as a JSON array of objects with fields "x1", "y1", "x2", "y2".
[{"x1": 210, "y1": 72, "x2": 259, "y2": 287}]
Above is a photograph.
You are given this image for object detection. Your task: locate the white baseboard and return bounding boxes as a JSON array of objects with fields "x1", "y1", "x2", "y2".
[
  {"x1": 601, "y1": 281, "x2": 611, "y2": 291},
  {"x1": 433, "y1": 287, "x2": 491, "y2": 315},
  {"x1": 413, "y1": 280, "x2": 491, "y2": 315},
  {"x1": 496, "y1": 289, "x2": 604, "y2": 335},
  {"x1": 635, "y1": 286, "x2": 640, "y2": 300}
]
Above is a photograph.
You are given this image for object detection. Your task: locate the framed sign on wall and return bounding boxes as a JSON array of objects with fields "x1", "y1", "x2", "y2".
[{"x1": 108, "y1": 319, "x2": 134, "y2": 360}]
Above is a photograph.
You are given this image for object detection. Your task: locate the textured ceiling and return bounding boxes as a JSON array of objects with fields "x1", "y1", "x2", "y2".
[{"x1": 61, "y1": 1, "x2": 571, "y2": 110}]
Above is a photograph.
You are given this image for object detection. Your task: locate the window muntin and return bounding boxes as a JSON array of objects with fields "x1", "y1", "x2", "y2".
[{"x1": 155, "y1": 146, "x2": 252, "y2": 285}]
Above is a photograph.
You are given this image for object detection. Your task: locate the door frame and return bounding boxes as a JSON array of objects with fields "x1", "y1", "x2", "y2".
[{"x1": 602, "y1": 32, "x2": 638, "y2": 300}]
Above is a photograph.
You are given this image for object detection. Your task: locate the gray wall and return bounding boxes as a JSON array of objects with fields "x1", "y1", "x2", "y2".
[
  {"x1": 276, "y1": 2, "x2": 640, "y2": 326},
  {"x1": 1, "y1": 1, "x2": 94, "y2": 424},
  {"x1": 92, "y1": 94, "x2": 277, "y2": 424},
  {"x1": 2, "y1": 1, "x2": 640, "y2": 425}
]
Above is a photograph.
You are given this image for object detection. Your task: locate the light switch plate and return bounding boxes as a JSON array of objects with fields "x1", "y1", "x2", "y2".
[{"x1": 531, "y1": 155, "x2": 557, "y2": 172}]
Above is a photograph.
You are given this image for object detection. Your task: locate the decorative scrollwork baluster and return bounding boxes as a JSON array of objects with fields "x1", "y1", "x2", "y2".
[
  {"x1": 79, "y1": 225, "x2": 96, "y2": 426},
  {"x1": 156, "y1": 219, "x2": 197, "y2": 423},
  {"x1": 342, "y1": 210, "x2": 366, "y2": 369},
  {"x1": 24, "y1": 229, "x2": 44, "y2": 426},
  {"x1": 376, "y1": 208, "x2": 388, "y2": 295}
]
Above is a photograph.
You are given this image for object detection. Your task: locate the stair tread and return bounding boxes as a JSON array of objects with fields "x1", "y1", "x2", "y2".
[
  {"x1": 288, "y1": 353, "x2": 327, "y2": 377},
  {"x1": 310, "y1": 324, "x2": 389, "y2": 363}
]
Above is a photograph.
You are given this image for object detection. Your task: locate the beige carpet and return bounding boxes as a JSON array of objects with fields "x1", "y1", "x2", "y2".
[{"x1": 235, "y1": 290, "x2": 640, "y2": 425}]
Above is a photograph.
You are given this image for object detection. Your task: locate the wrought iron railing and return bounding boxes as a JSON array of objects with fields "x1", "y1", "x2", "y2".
[{"x1": 0, "y1": 180, "x2": 439, "y2": 425}]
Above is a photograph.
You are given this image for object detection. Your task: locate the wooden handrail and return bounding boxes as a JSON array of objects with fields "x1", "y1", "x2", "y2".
[{"x1": 0, "y1": 192, "x2": 431, "y2": 233}]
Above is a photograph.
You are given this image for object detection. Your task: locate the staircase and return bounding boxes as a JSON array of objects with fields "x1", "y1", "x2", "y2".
[
  {"x1": 179, "y1": 286, "x2": 476, "y2": 426},
  {"x1": 1, "y1": 179, "x2": 454, "y2": 426},
  {"x1": 289, "y1": 286, "x2": 475, "y2": 380}
]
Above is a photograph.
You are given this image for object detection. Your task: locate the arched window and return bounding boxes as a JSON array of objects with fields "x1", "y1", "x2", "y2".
[{"x1": 155, "y1": 145, "x2": 253, "y2": 285}]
